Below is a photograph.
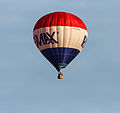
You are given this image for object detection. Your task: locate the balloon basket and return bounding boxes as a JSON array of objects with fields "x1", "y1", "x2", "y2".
[{"x1": 58, "y1": 72, "x2": 63, "y2": 79}]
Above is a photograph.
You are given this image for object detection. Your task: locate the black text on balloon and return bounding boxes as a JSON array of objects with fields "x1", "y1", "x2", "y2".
[{"x1": 34, "y1": 32, "x2": 58, "y2": 47}]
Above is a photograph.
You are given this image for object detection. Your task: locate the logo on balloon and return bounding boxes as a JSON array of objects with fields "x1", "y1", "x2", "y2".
[
  {"x1": 34, "y1": 31, "x2": 58, "y2": 47},
  {"x1": 81, "y1": 36, "x2": 87, "y2": 48}
]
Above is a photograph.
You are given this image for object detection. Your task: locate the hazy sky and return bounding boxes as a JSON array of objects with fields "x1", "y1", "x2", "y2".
[{"x1": 0, "y1": 0, "x2": 120, "y2": 113}]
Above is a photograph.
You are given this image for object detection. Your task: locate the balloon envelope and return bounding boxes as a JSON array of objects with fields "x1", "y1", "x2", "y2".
[{"x1": 33, "y1": 12, "x2": 88, "y2": 72}]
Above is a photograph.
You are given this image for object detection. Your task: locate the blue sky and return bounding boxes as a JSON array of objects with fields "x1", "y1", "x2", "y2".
[{"x1": 0, "y1": 0, "x2": 120, "y2": 113}]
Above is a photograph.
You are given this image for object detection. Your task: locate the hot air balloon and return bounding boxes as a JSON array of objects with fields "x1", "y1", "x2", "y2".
[{"x1": 33, "y1": 12, "x2": 88, "y2": 79}]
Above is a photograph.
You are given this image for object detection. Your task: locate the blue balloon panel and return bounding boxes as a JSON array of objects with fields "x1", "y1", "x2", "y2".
[{"x1": 41, "y1": 47, "x2": 80, "y2": 72}]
